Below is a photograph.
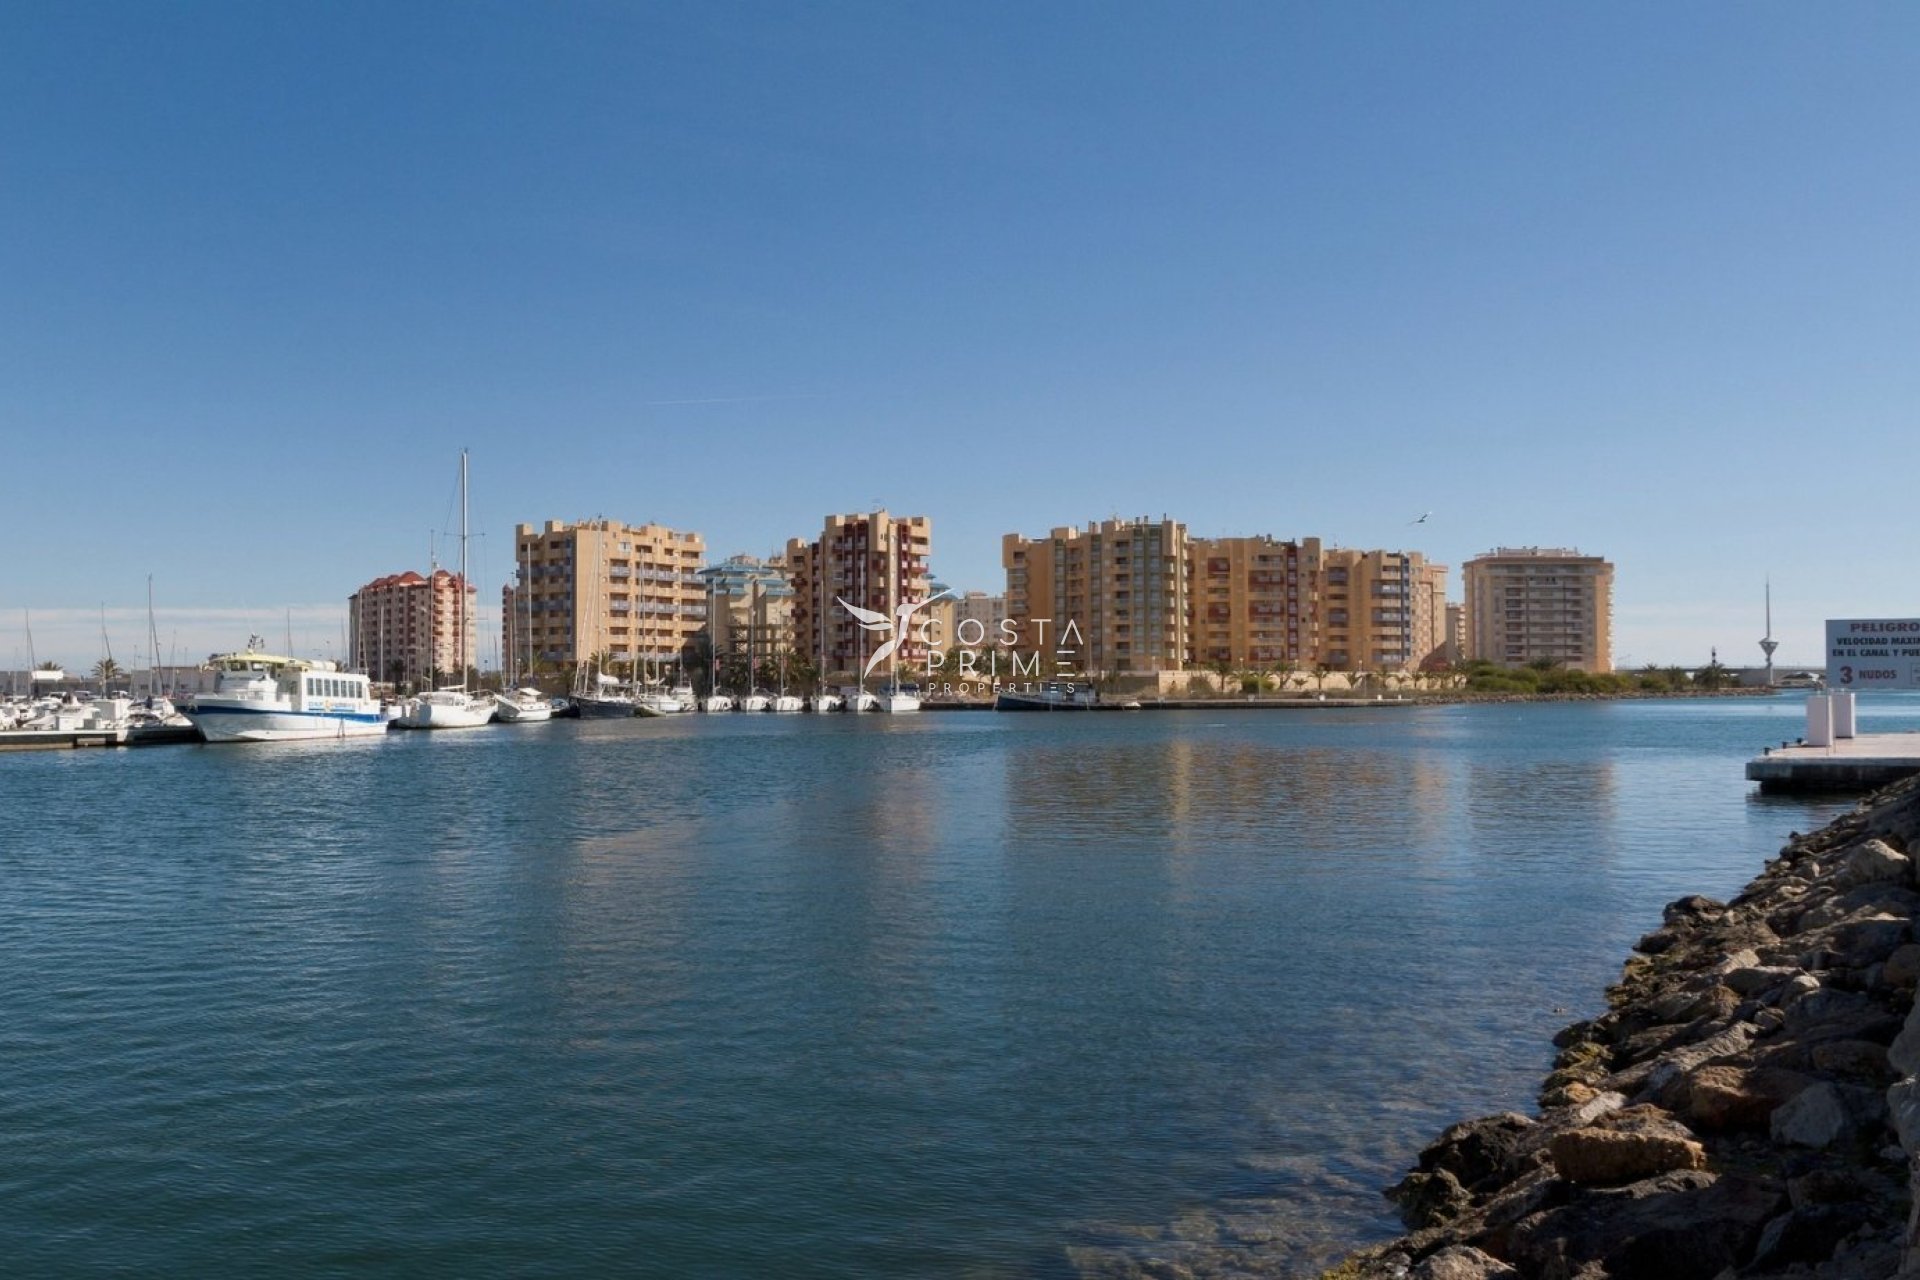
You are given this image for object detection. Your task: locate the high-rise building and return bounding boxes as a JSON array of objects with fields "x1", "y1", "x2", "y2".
[
  {"x1": 1002, "y1": 517, "x2": 1191, "y2": 676},
  {"x1": 1462, "y1": 547, "x2": 1614, "y2": 672},
  {"x1": 504, "y1": 519, "x2": 707, "y2": 677},
  {"x1": 1314, "y1": 547, "x2": 1447, "y2": 673},
  {"x1": 786, "y1": 511, "x2": 932, "y2": 679},
  {"x1": 952, "y1": 591, "x2": 1008, "y2": 641},
  {"x1": 696, "y1": 555, "x2": 796, "y2": 679},
  {"x1": 1189, "y1": 535, "x2": 1323, "y2": 671},
  {"x1": 349, "y1": 569, "x2": 477, "y2": 688}
]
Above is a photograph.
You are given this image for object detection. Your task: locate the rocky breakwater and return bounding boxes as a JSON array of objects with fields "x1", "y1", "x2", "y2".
[{"x1": 1328, "y1": 776, "x2": 1920, "y2": 1280}]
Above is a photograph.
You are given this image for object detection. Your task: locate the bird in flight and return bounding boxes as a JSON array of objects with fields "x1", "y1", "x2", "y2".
[{"x1": 1409, "y1": 511, "x2": 1432, "y2": 525}]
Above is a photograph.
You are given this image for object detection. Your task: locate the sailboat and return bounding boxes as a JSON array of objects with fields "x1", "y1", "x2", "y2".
[
  {"x1": 394, "y1": 450, "x2": 495, "y2": 729},
  {"x1": 770, "y1": 640, "x2": 804, "y2": 714},
  {"x1": 738, "y1": 585, "x2": 772, "y2": 711},
  {"x1": 808, "y1": 588, "x2": 842, "y2": 712},
  {"x1": 494, "y1": 537, "x2": 554, "y2": 722}
]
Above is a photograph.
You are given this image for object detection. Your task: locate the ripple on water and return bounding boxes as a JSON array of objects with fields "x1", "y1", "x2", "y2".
[{"x1": 0, "y1": 702, "x2": 1909, "y2": 1277}]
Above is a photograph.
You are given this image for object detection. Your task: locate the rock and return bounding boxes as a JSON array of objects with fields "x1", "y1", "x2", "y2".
[
  {"x1": 1389, "y1": 1168, "x2": 1471, "y2": 1231},
  {"x1": 1834, "y1": 837, "x2": 1912, "y2": 889},
  {"x1": 1665, "y1": 895, "x2": 1727, "y2": 925},
  {"x1": 1637, "y1": 927, "x2": 1681, "y2": 956},
  {"x1": 1798, "y1": 884, "x2": 1920, "y2": 934},
  {"x1": 1404, "y1": 1112, "x2": 1534, "y2": 1195},
  {"x1": 1748, "y1": 1203, "x2": 1871, "y2": 1270},
  {"x1": 1827, "y1": 914, "x2": 1911, "y2": 967},
  {"x1": 1887, "y1": 1076, "x2": 1920, "y2": 1152},
  {"x1": 1408, "y1": 1245, "x2": 1519, "y2": 1280},
  {"x1": 1890, "y1": 1000, "x2": 1920, "y2": 1078},
  {"x1": 1726, "y1": 965, "x2": 1801, "y2": 998},
  {"x1": 1780, "y1": 973, "x2": 1822, "y2": 1005},
  {"x1": 1502, "y1": 1170, "x2": 1784, "y2": 1280},
  {"x1": 1782, "y1": 987, "x2": 1877, "y2": 1037},
  {"x1": 1549, "y1": 1118, "x2": 1708, "y2": 1186},
  {"x1": 1708, "y1": 947, "x2": 1763, "y2": 977},
  {"x1": 1769, "y1": 1081, "x2": 1879, "y2": 1150},
  {"x1": 1683, "y1": 1064, "x2": 1813, "y2": 1130},
  {"x1": 1638, "y1": 1023, "x2": 1760, "y2": 1097},
  {"x1": 1887, "y1": 945, "x2": 1920, "y2": 990},
  {"x1": 1810, "y1": 1038, "x2": 1890, "y2": 1079}
]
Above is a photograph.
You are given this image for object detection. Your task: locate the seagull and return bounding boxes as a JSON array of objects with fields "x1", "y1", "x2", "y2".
[{"x1": 1409, "y1": 511, "x2": 1432, "y2": 525}]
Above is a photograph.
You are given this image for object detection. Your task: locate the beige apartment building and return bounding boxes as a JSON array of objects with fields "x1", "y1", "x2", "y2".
[
  {"x1": 697, "y1": 555, "x2": 796, "y2": 674},
  {"x1": 349, "y1": 569, "x2": 478, "y2": 688},
  {"x1": 786, "y1": 510, "x2": 933, "y2": 679},
  {"x1": 1190, "y1": 535, "x2": 1323, "y2": 670},
  {"x1": 1312, "y1": 548, "x2": 1448, "y2": 674},
  {"x1": 1003, "y1": 517, "x2": 1192, "y2": 676},
  {"x1": 1463, "y1": 547, "x2": 1614, "y2": 672},
  {"x1": 952, "y1": 591, "x2": 1007, "y2": 641},
  {"x1": 503, "y1": 518, "x2": 707, "y2": 676}
]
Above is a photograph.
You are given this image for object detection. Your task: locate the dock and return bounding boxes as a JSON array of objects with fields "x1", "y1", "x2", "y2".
[
  {"x1": 0, "y1": 724, "x2": 202, "y2": 752},
  {"x1": 1746, "y1": 733, "x2": 1920, "y2": 793}
]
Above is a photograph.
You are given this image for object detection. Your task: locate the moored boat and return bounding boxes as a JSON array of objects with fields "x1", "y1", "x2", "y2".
[
  {"x1": 493, "y1": 687, "x2": 554, "y2": 723},
  {"x1": 994, "y1": 683, "x2": 1099, "y2": 711},
  {"x1": 185, "y1": 646, "x2": 386, "y2": 743}
]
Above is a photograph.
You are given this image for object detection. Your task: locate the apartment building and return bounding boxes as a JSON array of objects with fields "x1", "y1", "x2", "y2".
[
  {"x1": 696, "y1": 555, "x2": 796, "y2": 670},
  {"x1": 952, "y1": 591, "x2": 1007, "y2": 640},
  {"x1": 1189, "y1": 535, "x2": 1323, "y2": 670},
  {"x1": 786, "y1": 510, "x2": 933, "y2": 678},
  {"x1": 1002, "y1": 517, "x2": 1191, "y2": 676},
  {"x1": 1316, "y1": 548, "x2": 1448, "y2": 673},
  {"x1": 1463, "y1": 547, "x2": 1614, "y2": 672},
  {"x1": 504, "y1": 519, "x2": 707, "y2": 675},
  {"x1": 349, "y1": 569, "x2": 477, "y2": 688}
]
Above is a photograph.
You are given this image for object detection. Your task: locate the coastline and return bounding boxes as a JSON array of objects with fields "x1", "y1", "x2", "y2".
[{"x1": 1320, "y1": 775, "x2": 1920, "y2": 1280}]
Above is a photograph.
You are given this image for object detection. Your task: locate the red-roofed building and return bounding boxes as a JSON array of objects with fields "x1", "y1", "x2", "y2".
[{"x1": 349, "y1": 569, "x2": 478, "y2": 690}]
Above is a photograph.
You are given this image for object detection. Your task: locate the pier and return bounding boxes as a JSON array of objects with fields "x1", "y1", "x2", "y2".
[{"x1": 1745, "y1": 733, "x2": 1920, "y2": 793}]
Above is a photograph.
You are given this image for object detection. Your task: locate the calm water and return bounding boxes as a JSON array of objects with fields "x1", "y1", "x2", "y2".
[{"x1": 4, "y1": 698, "x2": 1916, "y2": 1277}]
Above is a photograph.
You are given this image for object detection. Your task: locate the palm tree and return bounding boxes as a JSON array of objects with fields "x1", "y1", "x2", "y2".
[
  {"x1": 93, "y1": 657, "x2": 123, "y2": 684},
  {"x1": 1208, "y1": 656, "x2": 1235, "y2": 696}
]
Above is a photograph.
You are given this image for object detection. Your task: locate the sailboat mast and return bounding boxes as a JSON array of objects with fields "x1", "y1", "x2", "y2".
[{"x1": 459, "y1": 448, "x2": 469, "y2": 687}]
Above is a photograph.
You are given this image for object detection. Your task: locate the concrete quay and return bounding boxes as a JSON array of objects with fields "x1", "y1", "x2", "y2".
[{"x1": 1746, "y1": 731, "x2": 1920, "y2": 793}]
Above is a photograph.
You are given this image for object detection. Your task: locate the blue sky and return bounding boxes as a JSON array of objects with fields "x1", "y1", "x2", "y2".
[{"x1": 4, "y1": 2, "x2": 1915, "y2": 669}]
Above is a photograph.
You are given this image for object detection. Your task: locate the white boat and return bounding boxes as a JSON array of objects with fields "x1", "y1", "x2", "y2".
[
  {"x1": 395, "y1": 451, "x2": 494, "y2": 730},
  {"x1": 770, "y1": 694, "x2": 805, "y2": 713},
  {"x1": 740, "y1": 690, "x2": 771, "y2": 712},
  {"x1": 702, "y1": 693, "x2": 734, "y2": 713},
  {"x1": 877, "y1": 684, "x2": 921, "y2": 714},
  {"x1": 635, "y1": 689, "x2": 690, "y2": 716},
  {"x1": 808, "y1": 692, "x2": 844, "y2": 713},
  {"x1": 843, "y1": 686, "x2": 878, "y2": 713},
  {"x1": 394, "y1": 688, "x2": 495, "y2": 729},
  {"x1": 493, "y1": 687, "x2": 553, "y2": 723},
  {"x1": 185, "y1": 647, "x2": 386, "y2": 743}
]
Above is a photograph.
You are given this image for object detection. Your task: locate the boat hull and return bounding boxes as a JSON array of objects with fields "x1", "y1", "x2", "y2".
[
  {"x1": 877, "y1": 693, "x2": 921, "y2": 713},
  {"x1": 494, "y1": 699, "x2": 553, "y2": 723},
  {"x1": 573, "y1": 697, "x2": 635, "y2": 719},
  {"x1": 394, "y1": 696, "x2": 495, "y2": 729},
  {"x1": 994, "y1": 690, "x2": 1099, "y2": 711},
  {"x1": 186, "y1": 703, "x2": 389, "y2": 744}
]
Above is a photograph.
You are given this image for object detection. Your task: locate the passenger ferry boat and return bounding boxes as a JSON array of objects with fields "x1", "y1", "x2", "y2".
[{"x1": 184, "y1": 643, "x2": 386, "y2": 743}]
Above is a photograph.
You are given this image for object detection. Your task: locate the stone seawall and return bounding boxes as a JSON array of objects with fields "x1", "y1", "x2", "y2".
[{"x1": 1325, "y1": 776, "x2": 1920, "y2": 1280}]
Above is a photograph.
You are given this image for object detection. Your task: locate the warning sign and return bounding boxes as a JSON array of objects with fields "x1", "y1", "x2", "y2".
[{"x1": 1826, "y1": 618, "x2": 1920, "y2": 689}]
